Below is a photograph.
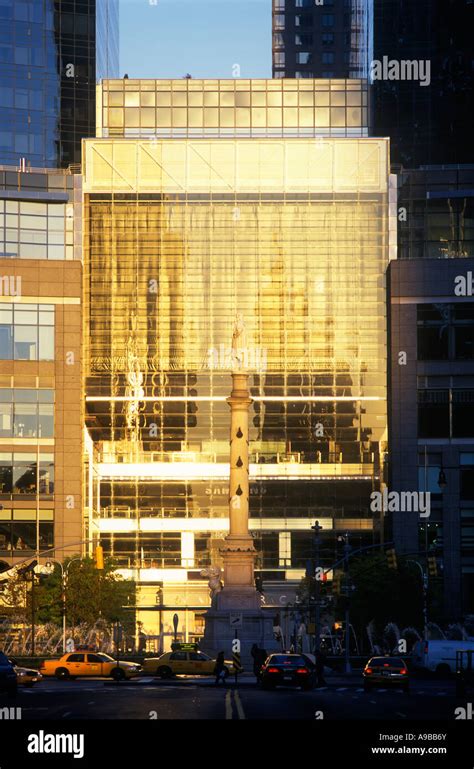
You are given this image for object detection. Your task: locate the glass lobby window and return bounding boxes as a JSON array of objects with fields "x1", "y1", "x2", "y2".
[{"x1": 0, "y1": 304, "x2": 54, "y2": 361}]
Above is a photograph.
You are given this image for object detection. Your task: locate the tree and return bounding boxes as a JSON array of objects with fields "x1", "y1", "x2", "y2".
[
  {"x1": 344, "y1": 553, "x2": 424, "y2": 643},
  {"x1": 34, "y1": 557, "x2": 136, "y2": 633}
]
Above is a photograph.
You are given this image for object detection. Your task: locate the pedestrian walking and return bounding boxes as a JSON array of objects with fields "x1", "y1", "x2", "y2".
[
  {"x1": 214, "y1": 651, "x2": 228, "y2": 686},
  {"x1": 314, "y1": 648, "x2": 327, "y2": 687}
]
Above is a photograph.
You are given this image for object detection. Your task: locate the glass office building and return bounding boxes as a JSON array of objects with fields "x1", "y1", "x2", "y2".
[
  {"x1": 272, "y1": 0, "x2": 373, "y2": 80},
  {"x1": 83, "y1": 79, "x2": 392, "y2": 644},
  {"x1": 0, "y1": 0, "x2": 119, "y2": 168}
]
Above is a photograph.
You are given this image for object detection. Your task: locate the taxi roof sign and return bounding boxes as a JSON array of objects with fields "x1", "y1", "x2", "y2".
[{"x1": 170, "y1": 642, "x2": 199, "y2": 652}]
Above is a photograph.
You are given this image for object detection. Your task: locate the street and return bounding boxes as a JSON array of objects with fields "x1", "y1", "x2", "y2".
[{"x1": 6, "y1": 676, "x2": 462, "y2": 721}]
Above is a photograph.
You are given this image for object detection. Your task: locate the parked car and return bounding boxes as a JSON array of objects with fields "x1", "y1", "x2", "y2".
[
  {"x1": 39, "y1": 652, "x2": 141, "y2": 681},
  {"x1": 412, "y1": 640, "x2": 474, "y2": 676},
  {"x1": 143, "y1": 650, "x2": 237, "y2": 678},
  {"x1": 260, "y1": 653, "x2": 316, "y2": 691},
  {"x1": 363, "y1": 656, "x2": 410, "y2": 692},
  {"x1": 455, "y1": 649, "x2": 474, "y2": 697},
  {"x1": 8, "y1": 658, "x2": 42, "y2": 687},
  {"x1": 0, "y1": 651, "x2": 17, "y2": 697}
]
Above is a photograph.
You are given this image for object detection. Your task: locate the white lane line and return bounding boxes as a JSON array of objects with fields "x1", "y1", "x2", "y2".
[
  {"x1": 317, "y1": 686, "x2": 328, "y2": 691},
  {"x1": 225, "y1": 689, "x2": 233, "y2": 720},
  {"x1": 87, "y1": 701, "x2": 95, "y2": 705},
  {"x1": 336, "y1": 687, "x2": 347, "y2": 692},
  {"x1": 61, "y1": 712, "x2": 72, "y2": 718},
  {"x1": 377, "y1": 689, "x2": 387, "y2": 693},
  {"x1": 234, "y1": 691, "x2": 245, "y2": 720},
  {"x1": 356, "y1": 688, "x2": 364, "y2": 692},
  {"x1": 396, "y1": 712, "x2": 407, "y2": 718},
  {"x1": 369, "y1": 700, "x2": 377, "y2": 705}
]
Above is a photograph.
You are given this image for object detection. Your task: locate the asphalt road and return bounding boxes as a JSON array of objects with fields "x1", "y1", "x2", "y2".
[{"x1": 4, "y1": 676, "x2": 463, "y2": 721}]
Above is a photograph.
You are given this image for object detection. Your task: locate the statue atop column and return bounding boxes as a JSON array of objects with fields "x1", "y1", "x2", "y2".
[{"x1": 231, "y1": 312, "x2": 247, "y2": 370}]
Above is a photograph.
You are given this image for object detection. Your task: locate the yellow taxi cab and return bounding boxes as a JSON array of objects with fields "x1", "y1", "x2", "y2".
[
  {"x1": 9, "y1": 658, "x2": 43, "y2": 687},
  {"x1": 39, "y1": 652, "x2": 142, "y2": 681},
  {"x1": 143, "y1": 648, "x2": 237, "y2": 678},
  {"x1": 363, "y1": 656, "x2": 410, "y2": 692}
]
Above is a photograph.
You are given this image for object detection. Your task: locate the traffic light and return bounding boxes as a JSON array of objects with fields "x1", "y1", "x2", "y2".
[
  {"x1": 333, "y1": 570, "x2": 342, "y2": 595},
  {"x1": 95, "y1": 545, "x2": 104, "y2": 570},
  {"x1": 386, "y1": 548, "x2": 397, "y2": 570},
  {"x1": 427, "y1": 555, "x2": 438, "y2": 577}
]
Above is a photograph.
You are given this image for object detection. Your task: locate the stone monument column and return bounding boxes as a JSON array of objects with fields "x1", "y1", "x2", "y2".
[{"x1": 201, "y1": 315, "x2": 277, "y2": 661}]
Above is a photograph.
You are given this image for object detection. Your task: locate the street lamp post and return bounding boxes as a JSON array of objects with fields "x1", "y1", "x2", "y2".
[
  {"x1": 45, "y1": 558, "x2": 81, "y2": 653},
  {"x1": 343, "y1": 533, "x2": 351, "y2": 674},
  {"x1": 311, "y1": 520, "x2": 323, "y2": 652}
]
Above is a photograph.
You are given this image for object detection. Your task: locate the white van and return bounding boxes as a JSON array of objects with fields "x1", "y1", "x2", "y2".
[{"x1": 412, "y1": 640, "x2": 474, "y2": 675}]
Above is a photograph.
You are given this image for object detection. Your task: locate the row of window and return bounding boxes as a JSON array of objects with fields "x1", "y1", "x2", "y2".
[
  {"x1": 0, "y1": 304, "x2": 54, "y2": 361},
  {"x1": 0, "y1": 452, "x2": 54, "y2": 497},
  {"x1": 275, "y1": 14, "x2": 338, "y2": 29},
  {"x1": 274, "y1": 52, "x2": 336, "y2": 65},
  {"x1": 0, "y1": 522, "x2": 53, "y2": 553}
]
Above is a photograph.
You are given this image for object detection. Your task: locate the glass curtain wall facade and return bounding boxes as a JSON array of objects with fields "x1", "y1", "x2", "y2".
[
  {"x1": 373, "y1": 0, "x2": 474, "y2": 168},
  {"x1": 0, "y1": 0, "x2": 119, "y2": 168},
  {"x1": 272, "y1": 0, "x2": 373, "y2": 80},
  {"x1": 83, "y1": 80, "x2": 391, "y2": 638}
]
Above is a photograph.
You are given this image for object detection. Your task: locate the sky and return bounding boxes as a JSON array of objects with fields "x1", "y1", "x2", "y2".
[{"x1": 119, "y1": 0, "x2": 272, "y2": 80}]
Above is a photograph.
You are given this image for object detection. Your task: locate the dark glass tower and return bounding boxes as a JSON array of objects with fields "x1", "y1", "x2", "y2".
[
  {"x1": 0, "y1": 0, "x2": 119, "y2": 169},
  {"x1": 373, "y1": 0, "x2": 474, "y2": 168},
  {"x1": 272, "y1": 0, "x2": 373, "y2": 80}
]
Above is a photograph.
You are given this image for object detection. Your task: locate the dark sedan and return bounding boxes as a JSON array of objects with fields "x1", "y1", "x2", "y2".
[
  {"x1": 0, "y1": 651, "x2": 17, "y2": 697},
  {"x1": 260, "y1": 653, "x2": 316, "y2": 691}
]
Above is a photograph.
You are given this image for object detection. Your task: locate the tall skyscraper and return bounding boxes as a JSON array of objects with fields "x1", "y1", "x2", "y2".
[
  {"x1": 373, "y1": 0, "x2": 474, "y2": 168},
  {"x1": 82, "y1": 78, "x2": 392, "y2": 647},
  {"x1": 272, "y1": 0, "x2": 373, "y2": 80},
  {"x1": 0, "y1": 166, "x2": 83, "y2": 570},
  {"x1": 0, "y1": 0, "x2": 119, "y2": 169}
]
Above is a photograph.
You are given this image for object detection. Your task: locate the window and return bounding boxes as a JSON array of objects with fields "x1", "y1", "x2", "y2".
[
  {"x1": 295, "y1": 0, "x2": 313, "y2": 6},
  {"x1": 418, "y1": 390, "x2": 450, "y2": 438},
  {"x1": 0, "y1": 304, "x2": 54, "y2": 361},
  {"x1": 295, "y1": 14, "x2": 312, "y2": 27},
  {"x1": 461, "y1": 455, "x2": 474, "y2": 501},
  {"x1": 322, "y1": 33, "x2": 334, "y2": 45},
  {"x1": 169, "y1": 652, "x2": 186, "y2": 661},
  {"x1": 274, "y1": 53, "x2": 285, "y2": 66},
  {"x1": 297, "y1": 52, "x2": 312, "y2": 64},
  {"x1": 322, "y1": 52, "x2": 334, "y2": 64},
  {"x1": 274, "y1": 14, "x2": 285, "y2": 29},
  {"x1": 295, "y1": 33, "x2": 313, "y2": 46},
  {"x1": 66, "y1": 654, "x2": 85, "y2": 663},
  {"x1": 417, "y1": 303, "x2": 474, "y2": 361},
  {"x1": 418, "y1": 390, "x2": 474, "y2": 439},
  {"x1": 322, "y1": 14, "x2": 334, "y2": 26},
  {"x1": 87, "y1": 655, "x2": 103, "y2": 663},
  {"x1": 0, "y1": 452, "x2": 54, "y2": 498},
  {"x1": 0, "y1": 390, "x2": 54, "y2": 438}
]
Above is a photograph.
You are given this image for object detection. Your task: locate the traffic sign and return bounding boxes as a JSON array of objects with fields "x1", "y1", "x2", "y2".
[{"x1": 229, "y1": 612, "x2": 243, "y2": 628}]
